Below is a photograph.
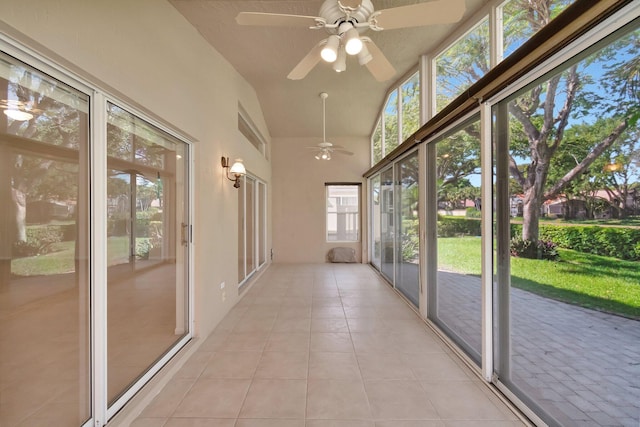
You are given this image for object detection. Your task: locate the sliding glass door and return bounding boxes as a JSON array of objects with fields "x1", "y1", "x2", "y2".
[{"x1": 0, "y1": 51, "x2": 92, "y2": 426}]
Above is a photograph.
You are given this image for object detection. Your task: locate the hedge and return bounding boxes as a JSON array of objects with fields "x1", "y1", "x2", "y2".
[
  {"x1": 438, "y1": 216, "x2": 481, "y2": 237},
  {"x1": 510, "y1": 223, "x2": 640, "y2": 261}
]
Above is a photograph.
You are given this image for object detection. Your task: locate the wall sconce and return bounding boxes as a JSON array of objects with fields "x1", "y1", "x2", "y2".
[{"x1": 221, "y1": 157, "x2": 246, "y2": 188}]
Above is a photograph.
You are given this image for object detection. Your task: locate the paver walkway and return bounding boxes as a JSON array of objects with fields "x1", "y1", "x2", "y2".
[{"x1": 436, "y1": 270, "x2": 640, "y2": 427}]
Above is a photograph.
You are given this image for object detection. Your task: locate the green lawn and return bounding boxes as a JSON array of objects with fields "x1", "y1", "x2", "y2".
[
  {"x1": 438, "y1": 236, "x2": 640, "y2": 319},
  {"x1": 11, "y1": 236, "x2": 134, "y2": 276}
]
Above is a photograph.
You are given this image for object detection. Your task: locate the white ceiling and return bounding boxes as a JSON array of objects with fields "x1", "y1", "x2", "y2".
[{"x1": 169, "y1": 0, "x2": 488, "y2": 140}]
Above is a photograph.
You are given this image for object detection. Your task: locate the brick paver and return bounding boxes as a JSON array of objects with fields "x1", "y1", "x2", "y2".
[{"x1": 436, "y1": 270, "x2": 640, "y2": 427}]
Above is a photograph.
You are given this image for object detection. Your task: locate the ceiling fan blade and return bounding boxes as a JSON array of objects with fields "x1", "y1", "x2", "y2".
[
  {"x1": 374, "y1": 0, "x2": 465, "y2": 30},
  {"x1": 236, "y1": 12, "x2": 324, "y2": 28},
  {"x1": 287, "y1": 41, "x2": 325, "y2": 80},
  {"x1": 333, "y1": 148, "x2": 354, "y2": 155},
  {"x1": 362, "y1": 38, "x2": 396, "y2": 82}
]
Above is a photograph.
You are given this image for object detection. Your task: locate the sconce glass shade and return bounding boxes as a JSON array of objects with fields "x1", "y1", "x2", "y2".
[
  {"x1": 321, "y1": 35, "x2": 340, "y2": 63},
  {"x1": 4, "y1": 109, "x2": 33, "y2": 121},
  {"x1": 229, "y1": 159, "x2": 246, "y2": 175},
  {"x1": 221, "y1": 157, "x2": 246, "y2": 188},
  {"x1": 344, "y1": 27, "x2": 363, "y2": 55}
]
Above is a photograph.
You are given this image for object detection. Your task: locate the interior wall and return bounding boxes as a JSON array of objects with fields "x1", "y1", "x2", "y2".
[
  {"x1": 0, "y1": 0, "x2": 272, "y2": 339},
  {"x1": 272, "y1": 136, "x2": 370, "y2": 263}
]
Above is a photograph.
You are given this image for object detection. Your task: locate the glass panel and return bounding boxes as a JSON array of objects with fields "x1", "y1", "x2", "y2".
[
  {"x1": 246, "y1": 176, "x2": 255, "y2": 274},
  {"x1": 384, "y1": 90, "x2": 399, "y2": 153},
  {"x1": 326, "y1": 185, "x2": 359, "y2": 242},
  {"x1": 258, "y1": 181, "x2": 266, "y2": 266},
  {"x1": 238, "y1": 178, "x2": 245, "y2": 282},
  {"x1": 380, "y1": 168, "x2": 395, "y2": 282},
  {"x1": 371, "y1": 175, "x2": 381, "y2": 270},
  {"x1": 372, "y1": 118, "x2": 383, "y2": 164},
  {"x1": 106, "y1": 103, "x2": 189, "y2": 405},
  {"x1": 0, "y1": 52, "x2": 91, "y2": 425},
  {"x1": 401, "y1": 73, "x2": 420, "y2": 142},
  {"x1": 435, "y1": 119, "x2": 482, "y2": 363},
  {"x1": 435, "y1": 18, "x2": 489, "y2": 112},
  {"x1": 496, "y1": 26, "x2": 640, "y2": 426},
  {"x1": 501, "y1": 0, "x2": 574, "y2": 60},
  {"x1": 395, "y1": 152, "x2": 420, "y2": 307}
]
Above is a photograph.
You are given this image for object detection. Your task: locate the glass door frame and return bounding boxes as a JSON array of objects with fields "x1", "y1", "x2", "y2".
[{"x1": 0, "y1": 34, "x2": 195, "y2": 427}]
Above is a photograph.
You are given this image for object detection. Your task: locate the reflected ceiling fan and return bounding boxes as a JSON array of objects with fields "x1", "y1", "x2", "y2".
[
  {"x1": 307, "y1": 92, "x2": 353, "y2": 160},
  {"x1": 236, "y1": 0, "x2": 465, "y2": 81}
]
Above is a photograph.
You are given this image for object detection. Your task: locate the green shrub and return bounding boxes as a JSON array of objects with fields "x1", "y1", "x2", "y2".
[
  {"x1": 511, "y1": 223, "x2": 640, "y2": 261},
  {"x1": 438, "y1": 217, "x2": 481, "y2": 237},
  {"x1": 465, "y1": 207, "x2": 481, "y2": 218},
  {"x1": 12, "y1": 225, "x2": 63, "y2": 257},
  {"x1": 510, "y1": 237, "x2": 559, "y2": 261}
]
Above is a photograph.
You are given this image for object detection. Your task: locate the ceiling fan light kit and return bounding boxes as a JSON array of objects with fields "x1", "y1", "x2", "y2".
[
  {"x1": 307, "y1": 92, "x2": 354, "y2": 161},
  {"x1": 236, "y1": 0, "x2": 465, "y2": 81}
]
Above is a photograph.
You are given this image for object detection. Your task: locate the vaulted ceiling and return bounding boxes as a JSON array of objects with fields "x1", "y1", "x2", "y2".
[{"x1": 169, "y1": 0, "x2": 488, "y2": 141}]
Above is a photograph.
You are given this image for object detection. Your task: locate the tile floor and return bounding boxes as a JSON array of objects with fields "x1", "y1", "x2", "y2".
[{"x1": 132, "y1": 263, "x2": 526, "y2": 427}]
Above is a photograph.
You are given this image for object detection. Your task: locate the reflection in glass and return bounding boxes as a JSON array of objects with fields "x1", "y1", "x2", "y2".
[
  {"x1": 258, "y1": 181, "x2": 266, "y2": 267},
  {"x1": 246, "y1": 176, "x2": 255, "y2": 273},
  {"x1": 384, "y1": 91, "x2": 399, "y2": 153},
  {"x1": 435, "y1": 18, "x2": 489, "y2": 112},
  {"x1": 106, "y1": 103, "x2": 189, "y2": 405},
  {"x1": 434, "y1": 119, "x2": 482, "y2": 363},
  {"x1": 380, "y1": 167, "x2": 395, "y2": 282},
  {"x1": 0, "y1": 53, "x2": 91, "y2": 425},
  {"x1": 496, "y1": 27, "x2": 640, "y2": 426},
  {"x1": 371, "y1": 175, "x2": 381, "y2": 270},
  {"x1": 401, "y1": 73, "x2": 420, "y2": 142},
  {"x1": 395, "y1": 152, "x2": 420, "y2": 306}
]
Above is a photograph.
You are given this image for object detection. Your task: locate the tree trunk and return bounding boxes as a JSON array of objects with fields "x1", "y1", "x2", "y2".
[{"x1": 522, "y1": 183, "x2": 542, "y2": 242}]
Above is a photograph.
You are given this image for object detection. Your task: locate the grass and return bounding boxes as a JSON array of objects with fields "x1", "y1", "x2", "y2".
[
  {"x1": 11, "y1": 236, "x2": 137, "y2": 276},
  {"x1": 437, "y1": 236, "x2": 640, "y2": 319},
  {"x1": 510, "y1": 216, "x2": 640, "y2": 228}
]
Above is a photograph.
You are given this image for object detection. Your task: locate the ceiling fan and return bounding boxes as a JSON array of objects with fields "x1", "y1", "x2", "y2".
[
  {"x1": 307, "y1": 92, "x2": 353, "y2": 160},
  {"x1": 236, "y1": 0, "x2": 465, "y2": 81}
]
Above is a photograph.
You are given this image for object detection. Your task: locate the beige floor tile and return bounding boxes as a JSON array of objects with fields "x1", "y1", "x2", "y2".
[
  {"x1": 420, "y1": 381, "x2": 510, "y2": 420},
  {"x1": 164, "y1": 419, "x2": 235, "y2": 427},
  {"x1": 130, "y1": 418, "x2": 168, "y2": 427},
  {"x1": 306, "y1": 379, "x2": 371, "y2": 420},
  {"x1": 239, "y1": 378, "x2": 307, "y2": 419},
  {"x1": 200, "y1": 351, "x2": 261, "y2": 379},
  {"x1": 172, "y1": 379, "x2": 250, "y2": 418},
  {"x1": 265, "y1": 332, "x2": 310, "y2": 352},
  {"x1": 254, "y1": 351, "x2": 309, "y2": 379},
  {"x1": 174, "y1": 352, "x2": 212, "y2": 379},
  {"x1": 235, "y1": 419, "x2": 304, "y2": 427},
  {"x1": 357, "y1": 353, "x2": 415, "y2": 380},
  {"x1": 311, "y1": 318, "x2": 350, "y2": 333},
  {"x1": 312, "y1": 306, "x2": 347, "y2": 319},
  {"x1": 364, "y1": 380, "x2": 439, "y2": 420},
  {"x1": 346, "y1": 318, "x2": 388, "y2": 333},
  {"x1": 139, "y1": 378, "x2": 194, "y2": 418},
  {"x1": 309, "y1": 352, "x2": 361, "y2": 380},
  {"x1": 277, "y1": 306, "x2": 312, "y2": 319},
  {"x1": 273, "y1": 317, "x2": 312, "y2": 333},
  {"x1": 375, "y1": 421, "x2": 444, "y2": 427},
  {"x1": 310, "y1": 332, "x2": 354, "y2": 352},
  {"x1": 351, "y1": 333, "x2": 398, "y2": 354},
  {"x1": 312, "y1": 297, "x2": 343, "y2": 307},
  {"x1": 307, "y1": 421, "x2": 374, "y2": 427},
  {"x1": 443, "y1": 422, "x2": 525, "y2": 427},
  {"x1": 401, "y1": 353, "x2": 470, "y2": 381},
  {"x1": 222, "y1": 332, "x2": 269, "y2": 352},
  {"x1": 343, "y1": 306, "x2": 379, "y2": 319}
]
